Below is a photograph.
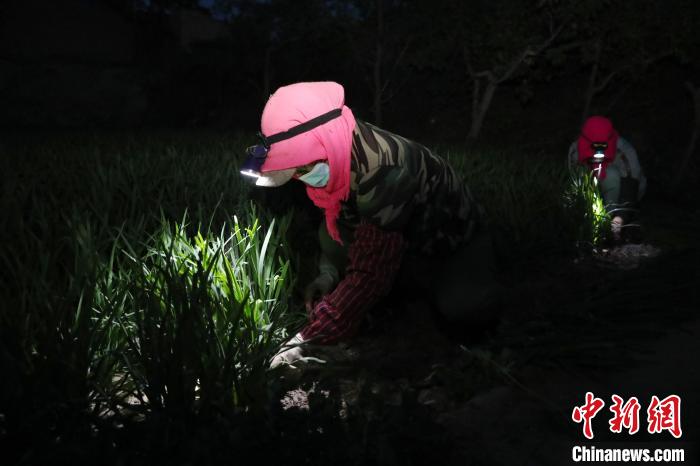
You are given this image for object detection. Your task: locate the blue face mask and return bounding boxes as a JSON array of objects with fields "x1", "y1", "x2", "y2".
[{"x1": 298, "y1": 162, "x2": 330, "y2": 187}]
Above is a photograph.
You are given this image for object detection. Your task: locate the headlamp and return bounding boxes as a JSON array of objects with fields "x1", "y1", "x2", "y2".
[
  {"x1": 240, "y1": 142, "x2": 268, "y2": 179},
  {"x1": 239, "y1": 108, "x2": 343, "y2": 179},
  {"x1": 590, "y1": 142, "x2": 608, "y2": 163}
]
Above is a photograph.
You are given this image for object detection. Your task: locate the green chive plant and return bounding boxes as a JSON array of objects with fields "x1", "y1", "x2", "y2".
[
  {"x1": 0, "y1": 131, "x2": 299, "y2": 460},
  {"x1": 106, "y1": 208, "x2": 297, "y2": 418},
  {"x1": 444, "y1": 148, "x2": 572, "y2": 260},
  {"x1": 564, "y1": 167, "x2": 611, "y2": 250}
]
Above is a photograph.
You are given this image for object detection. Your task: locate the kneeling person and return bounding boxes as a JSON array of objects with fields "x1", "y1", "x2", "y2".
[
  {"x1": 240, "y1": 82, "x2": 499, "y2": 368},
  {"x1": 568, "y1": 116, "x2": 647, "y2": 240}
]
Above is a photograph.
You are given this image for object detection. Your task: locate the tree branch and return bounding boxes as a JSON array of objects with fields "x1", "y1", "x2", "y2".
[
  {"x1": 494, "y1": 18, "x2": 567, "y2": 84},
  {"x1": 462, "y1": 44, "x2": 494, "y2": 82},
  {"x1": 593, "y1": 52, "x2": 672, "y2": 94},
  {"x1": 380, "y1": 37, "x2": 412, "y2": 95}
]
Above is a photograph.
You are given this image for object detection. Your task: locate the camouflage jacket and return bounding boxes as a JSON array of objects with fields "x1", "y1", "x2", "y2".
[{"x1": 337, "y1": 120, "x2": 481, "y2": 256}]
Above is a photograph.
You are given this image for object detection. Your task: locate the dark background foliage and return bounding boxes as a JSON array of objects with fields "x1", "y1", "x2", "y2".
[{"x1": 1, "y1": 0, "x2": 698, "y2": 196}]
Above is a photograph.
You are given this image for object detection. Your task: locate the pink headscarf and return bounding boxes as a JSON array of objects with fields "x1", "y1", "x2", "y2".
[
  {"x1": 577, "y1": 116, "x2": 619, "y2": 180},
  {"x1": 260, "y1": 82, "x2": 356, "y2": 243}
]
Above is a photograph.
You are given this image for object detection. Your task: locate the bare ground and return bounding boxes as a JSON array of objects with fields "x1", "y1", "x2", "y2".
[{"x1": 270, "y1": 205, "x2": 700, "y2": 466}]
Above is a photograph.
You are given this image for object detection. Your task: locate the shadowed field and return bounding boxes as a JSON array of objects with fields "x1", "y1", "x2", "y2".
[{"x1": 1, "y1": 131, "x2": 697, "y2": 465}]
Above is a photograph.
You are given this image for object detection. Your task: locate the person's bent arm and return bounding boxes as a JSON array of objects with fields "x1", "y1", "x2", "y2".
[{"x1": 300, "y1": 221, "x2": 405, "y2": 344}]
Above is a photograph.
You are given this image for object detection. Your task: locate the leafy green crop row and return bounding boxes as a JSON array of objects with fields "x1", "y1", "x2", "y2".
[
  {"x1": 0, "y1": 132, "x2": 302, "y2": 462},
  {"x1": 0, "y1": 131, "x2": 603, "y2": 463}
]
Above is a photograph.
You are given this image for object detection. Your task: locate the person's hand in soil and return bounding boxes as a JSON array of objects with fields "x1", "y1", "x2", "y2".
[{"x1": 270, "y1": 333, "x2": 306, "y2": 369}]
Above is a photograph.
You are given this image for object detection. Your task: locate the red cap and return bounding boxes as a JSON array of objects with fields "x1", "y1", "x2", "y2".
[{"x1": 577, "y1": 116, "x2": 618, "y2": 179}]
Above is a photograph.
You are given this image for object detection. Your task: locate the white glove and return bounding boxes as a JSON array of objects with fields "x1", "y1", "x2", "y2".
[
  {"x1": 611, "y1": 215, "x2": 623, "y2": 241},
  {"x1": 270, "y1": 333, "x2": 306, "y2": 369}
]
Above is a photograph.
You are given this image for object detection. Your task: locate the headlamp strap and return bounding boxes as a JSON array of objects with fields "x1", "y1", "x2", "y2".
[{"x1": 260, "y1": 108, "x2": 343, "y2": 148}]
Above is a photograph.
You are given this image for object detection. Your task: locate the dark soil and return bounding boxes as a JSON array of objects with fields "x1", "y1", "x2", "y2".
[{"x1": 269, "y1": 200, "x2": 700, "y2": 465}]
